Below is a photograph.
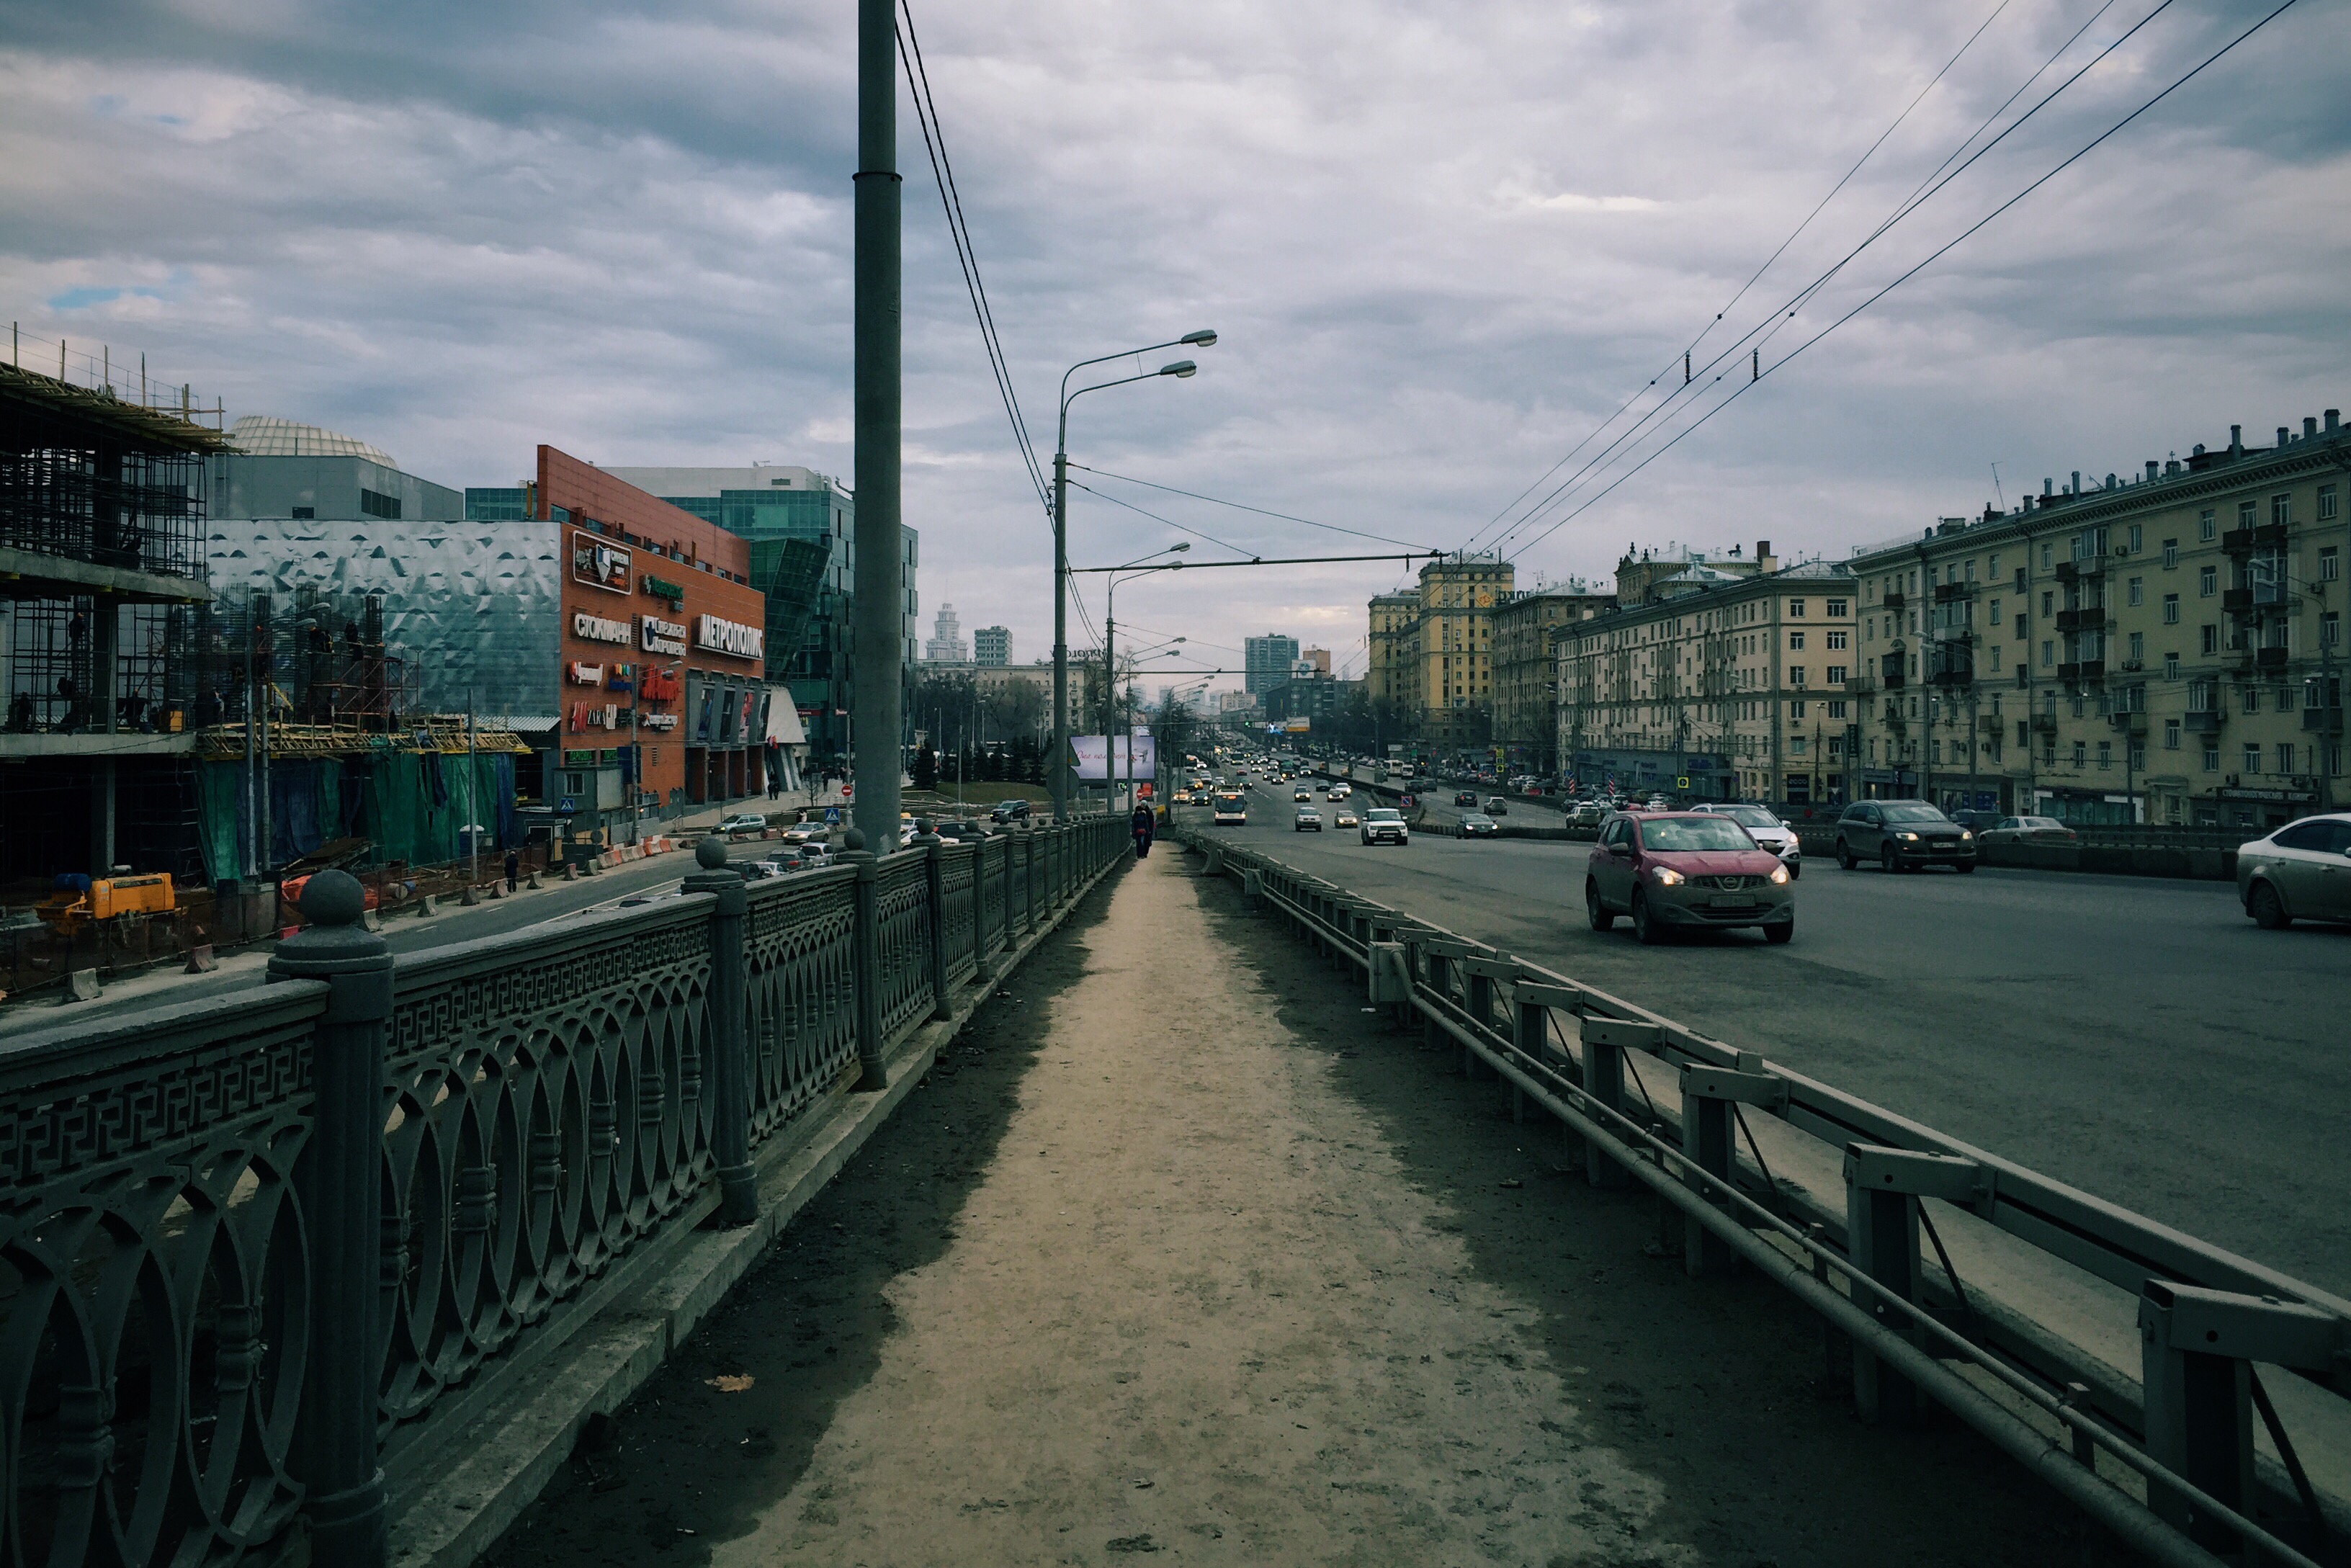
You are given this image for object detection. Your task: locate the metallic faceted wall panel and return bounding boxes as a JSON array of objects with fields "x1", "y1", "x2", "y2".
[{"x1": 205, "y1": 517, "x2": 559, "y2": 722}]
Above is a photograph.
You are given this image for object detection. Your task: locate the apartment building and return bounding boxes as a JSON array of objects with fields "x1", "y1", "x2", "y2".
[
  {"x1": 1492, "y1": 583, "x2": 1613, "y2": 771},
  {"x1": 1366, "y1": 592, "x2": 1421, "y2": 719},
  {"x1": 1848, "y1": 411, "x2": 2347, "y2": 830},
  {"x1": 1558, "y1": 557, "x2": 1857, "y2": 805}
]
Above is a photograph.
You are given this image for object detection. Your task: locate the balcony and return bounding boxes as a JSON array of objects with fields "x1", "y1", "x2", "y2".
[
  {"x1": 2054, "y1": 608, "x2": 2107, "y2": 633},
  {"x1": 1933, "y1": 581, "x2": 1976, "y2": 602},
  {"x1": 2107, "y1": 710, "x2": 2149, "y2": 735},
  {"x1": 1976, "y1": 715, "x2": 2004, "y2": 736},
  {"x1": 2056, "y1": 660, "x2": 2106, "y2": 686},
  {"x1": 2185, "y1": 709, "x2": 2224, "y2": 735},
  {"x1": 2256, "y1": 646, "x2": 2290, "y2": 671},
  {"x1": 2254, "y1": 522, "x2": 2289, "y2": 547},
  {"x1": 2221, "y1": 528, "x2": 2254, "y2": 555},
  {"x1": 2030, "y1": 712, "x2": 2059, "y2": 734},
  {"x1": 2221, "y1": 586, "x2": 2254, "y2": 615},
  {"x1": 1929, "y1": 667, "x2": 1974, "y2": 689},
  {"x1": 2054, "y1": 557, "x2": 2105, "y2": 584},
  {"x1": 2302, "y1": 706, "x2": 2345, "y2": 733},
  {"x1": 1845, "y1": 674, "x2": 1878, "y2": 696},
  {"x1": 1881, "y1": 590, "x2": 1906, "y2": 611}
]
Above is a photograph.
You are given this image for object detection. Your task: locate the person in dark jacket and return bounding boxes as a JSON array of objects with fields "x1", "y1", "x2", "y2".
[
  {"x1": 1130, "y1": 803, "x2": 1155, "y2": 859},
  {"x1": 503, "y1": 848, "x2": 521, "y2": 892}
]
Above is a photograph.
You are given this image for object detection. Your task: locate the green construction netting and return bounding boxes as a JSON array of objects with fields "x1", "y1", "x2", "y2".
[{"x1": 195, "y1": 751, "x2": 519, "y2": 882}]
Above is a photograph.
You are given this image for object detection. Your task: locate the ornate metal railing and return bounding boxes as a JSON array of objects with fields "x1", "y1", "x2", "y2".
[{"x1": 0, "y1": 814, "x2": 1129, "y2": 1568}]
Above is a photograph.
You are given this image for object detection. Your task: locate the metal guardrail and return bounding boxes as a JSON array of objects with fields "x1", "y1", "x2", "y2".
[
  {"x1": 0, "y1": 815, "x2": 1127, "y2": 1568},
  {"x1": 1180, "y1": 826, "x2": 2348, "y2": 1568}
]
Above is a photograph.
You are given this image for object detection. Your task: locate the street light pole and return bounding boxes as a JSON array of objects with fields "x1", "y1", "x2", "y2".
[
  {"x1": 851, "y1": 0, "x2": 903, "y2": 852},
  {"x1": 1052, "y1": 330, "x2": 1216, "y2": 821}
]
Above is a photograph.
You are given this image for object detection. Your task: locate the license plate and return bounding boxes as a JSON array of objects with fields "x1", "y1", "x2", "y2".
[{"x1": 1709, "y1": 896, "x2": 1757, "y2": 909}]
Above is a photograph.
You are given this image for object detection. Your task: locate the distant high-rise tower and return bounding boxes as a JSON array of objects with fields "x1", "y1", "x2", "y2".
[
  {"x1": 973, "y1": 624, "x2": 1011, "y2": 666},
  {"x1": 925, "y1": 602, "x2": 969, "y2": 664},
  {"x1": 1244, "y1": 634, "x2": 1299, "y2": 696}
]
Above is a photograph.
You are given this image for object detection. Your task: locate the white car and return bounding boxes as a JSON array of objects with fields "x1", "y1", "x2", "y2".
[
  {"x1": 1359, "y1": 807, "x2": 1410, "y2": 846},
  {"x1": 1689, "y1": 802, "x2": 1803, "y2": 877},
  {"x1": 716, "y1": 813, "x2": 768, "y2": 835}
]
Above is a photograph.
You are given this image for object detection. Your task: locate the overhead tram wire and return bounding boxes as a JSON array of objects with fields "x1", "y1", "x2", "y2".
[
  {"x1": 1452, "y1": 0, "x2": 2020, "y2": 560},
  {"x1": 1064, "y1": 480, "x2": 1262, "y2": 560},
  {"x1": 1065, "y1": 463, "x2": 1438, "y2": 551},
  {"x1": 1487, "y1": 0, "x2": 2182, "y2": 555},
  {"x1": 1499, "y1": 0, "x2": 2309, "y2": 564},
  {"x1": 896, "y1": 4, "x2": 1049, "y2": 512}
]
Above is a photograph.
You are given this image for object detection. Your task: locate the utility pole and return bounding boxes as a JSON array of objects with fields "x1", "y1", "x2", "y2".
[
  {"x1": 1053, "y1": 449, "x2": 1070, "y2": 821},
  {"x1": 851, "y1": 0, "x2": 903, "y2": 851}
]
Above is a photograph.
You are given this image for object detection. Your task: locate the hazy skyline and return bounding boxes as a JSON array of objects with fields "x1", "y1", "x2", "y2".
[{"x1": 6, "y1": 0, "x2": 2347, "y2": 685}]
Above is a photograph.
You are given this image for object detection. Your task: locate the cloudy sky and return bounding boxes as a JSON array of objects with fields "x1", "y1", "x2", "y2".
[{"x1": 7, "y1": 0, "x2": 2348, "y2": 687}]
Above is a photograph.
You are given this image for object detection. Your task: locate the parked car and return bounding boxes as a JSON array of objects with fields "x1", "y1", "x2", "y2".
[
  {"x1": 1976, "y1": 815, "x2": 2079, "y2": 845},
  {"x1": 1459, "y1": 812, "x2": 1500, "y2": 837},
  {"x1": 716, "y1": 812, "x2": 768, "y2": 835},
  {"x1": 1688, "y1": 802, "x2": 1802, "y2": 877},
  {"x1": 1334, "y1": 809, "x2": 1359, "y2": 828},
  {"x1": 2237, "y1": 813, "x2": 2351, "y2": 928},
  {"x1": 1833, "y1": 800, "x2": 1977, "y2": 872},
  {"x1": 1483, "y1": 796, "x2": 1510, "y2": 815},
  {"x1": 990, "y1": 799, "x2": 1032, "y2": 823},
  {"x1": 1294, "y1": 807, "x2": 1325, "y2": 832},
  {"x1": 1360, "y1": 806, "x2": 1410, "y2": 846},
  {"x1": 1585, "y1": 812, "x2": 1794, "y2": 944}
]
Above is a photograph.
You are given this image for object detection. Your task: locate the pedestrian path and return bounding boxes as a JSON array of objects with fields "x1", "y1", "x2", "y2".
[{"x1": 709, "y1": 846, "x2": 1685, "y2": 1564}]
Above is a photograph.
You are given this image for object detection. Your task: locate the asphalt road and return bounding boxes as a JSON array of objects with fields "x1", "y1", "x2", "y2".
[{"x1": 1190, "y1": 772, "x2": 2351, "y2": 1298}]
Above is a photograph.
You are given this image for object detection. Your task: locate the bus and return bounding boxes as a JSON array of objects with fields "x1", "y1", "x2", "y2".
[{"x1": 1212, "y1": 790, "x2": 1248, "y2": 825}]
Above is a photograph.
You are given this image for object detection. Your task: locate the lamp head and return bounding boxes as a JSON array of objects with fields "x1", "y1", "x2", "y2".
[
  {"x1": 1170, "y1": 542, "x2": 1191, "y2": 553},
  {"x1": 1181, "y1": 329, "x2": 1219, "y2": 347},
  {"x1": 1160, "y1": 360, "x2": 1197, "y2": 378}
]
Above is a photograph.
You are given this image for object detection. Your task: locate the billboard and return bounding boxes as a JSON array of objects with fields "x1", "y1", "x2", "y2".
[
  {"x1": 1070, "y1": 733, "x2": 1158, "y2": 781},
  {"x1": 571, "y1": 532, "x2": 631, "y2": 593}
]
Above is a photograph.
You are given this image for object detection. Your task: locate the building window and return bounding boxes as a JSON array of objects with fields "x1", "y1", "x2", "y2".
[
  {"x1": 2041, "y1": 542, "x2": 2054, "y2": 569},
  {"x1": 1827, "y1": 598, "x2": 1850, "y2": 617},
  {"x1": 2199, "y1": 565, "x2": 2217, "y2": 597},
  {"x1": 2162, "y1": 538, "x2": 2179, "y2": 568},
  {"x1": 2321, "y1": 546, "x2": 2340, "y2": 582},
  {"x1": 2097, "y1": 740, "x2": 2112, "y2": 770},
  {"x1": 2072, "y1": 740, "x2": 2087, "y2": 768},
  {"x1": 2272, "y1": 494, "x2": 2293, "y2": 527},
  {"x1": 1788, "y1": 631, "x2": 1806, "y2": 650},
  {"x1": 2326, "y1": 611, "x2": 2342, "y2": 649},
  {"x1": 2126, "y1": 631, "x2": 2143, "y2": 663},
  {"x1": 359, "y1": 487, "x2": 402, "y2": 520},
  {"x1": 2243, "y1": 685, "x2": 2261, "y2": 714},
  {"x1": 1989, "y1": 646, "x2": 2002, "y2": 671},
  {"x1": 2162, "y1": 593, "x2": 2180, "y2": 624},
  {"x1": 2129, "y1": 740, "x2": 2146, "y2": 771},
  {"x1": 2015, "y1": 613, "x2": 2028, "y2": 640},
  {"x1": 2321, "y1": 485, "x2": 2339, "y2": 521},
  {"x1": 2164, "y1": 652, "x2": 2180, "y2": 679},
  {"x1": 1827, "y1": 700, "x2": 1847, "y2": 719},
  {"x1": 2198, "y1": 509, "x2": 2216, "y2": 542},
  {"x1": 2244, "y1": 743, "x2": 2264, "y2": 774},
  {"x1": 2278, "y1": 743, "x2": 2297, "y2": 776},
  {"x1": 2041, "y1": 640, "x2": 2055, "y2": 667},
  {"x1": 2128, "y1": 576, "x2": 2144, "y2": 606},
  {"x1": 1824, "y1": 663, "x2": 1847, "y2": 684},
  {"x1": 2128, "y1": 524, "x2": 2143, "y2": 553},
  {"x1": 1826, "y1": 630, "x2": 1848, "y2": 650},
  {"x1": 2164, "y1": 718, "x2": 2181, "y2": 751},
  {"x1": 1789, "y1": 599, "x2": 1806, "y2": 618},
  {"x1": 2200, "y1": 624, "x2": 2218, "y2": 655},
  {"x1": 2203, "y1": 743, "x2": 2221, "y2": 771},
  {"x1": 2041, "y1": 591, "x2": 2054, "y2": 617},
  {"x1": 1789, "y1": 666, "x2": 1806, "y2": 686}
]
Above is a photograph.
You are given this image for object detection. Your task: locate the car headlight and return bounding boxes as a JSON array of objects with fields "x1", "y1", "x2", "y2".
[
  {"x1": 1959, "y1": 829, "x2": 1974, "y2": 841},
  {"x1": 1769, "y1": 865, "x2": 1790, "y2": 884},
  {"x1": 1897, "y1": 830, "x2": 1920, "y2": 841},
  {"x1": 1651, "y1": 866, "x2": 1685, "y2": 886}
]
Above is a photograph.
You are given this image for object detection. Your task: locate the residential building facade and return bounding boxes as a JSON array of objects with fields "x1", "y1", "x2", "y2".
[
  {"x1": 1412, "y1": 555, "x2": 1514, "y2": 748},
  {"x1": 1366, "y1": 592, "x2": 1420, "y2": 720},
  {"x1": 1558, "y1": 557, "x2": 1855, "y2": 805},
  {"x1": 974, "y1": 624, "x2": 1011, "y2": 666},
  {"x1": 1243, "y1": 634, "x2": 1299, "y2": 696},
  {"x1": 1847, "y1": 413, "x2": 2349, "y2": 830},
  {"x1": 1492, "y1": 582, "x2": 1613, "y2": 772}
]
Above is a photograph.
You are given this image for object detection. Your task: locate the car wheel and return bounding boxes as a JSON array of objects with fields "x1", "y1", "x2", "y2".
[
  {"x1": 2249, "y1": 881, "x2": 2291, "y2": 929},
  {"x1": 1586, "y1": 881, "x2": 1614, "y2": 931},
  {"x1": 1763, "y1": 918, "x2": 1794, "y2": 944},
  {"x1": 1837, "y1": 840, "x2": 1857, "y2": 871},
  {"x1": 1787, "y1": 861, "x2": 1801, "y2": 880},
  {"x1": 1956, "y1": 861, "x2": 1976, "y2": 874},
  {"x1": 1631, "y1": 890, "x2": 1665, "y2": 945},
  {"x1": 1881, "y1": 845, "x2": 1902, "y2": 874}
]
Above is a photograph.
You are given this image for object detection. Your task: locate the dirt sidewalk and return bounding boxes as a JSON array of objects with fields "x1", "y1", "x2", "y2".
[{"x1": 485, "y1": 848, "x2": 2081, "y2": 1567}]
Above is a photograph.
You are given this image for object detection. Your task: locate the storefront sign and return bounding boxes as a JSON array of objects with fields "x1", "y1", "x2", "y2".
[
  {"x1": 571, "y1": 532, "x2": 631, "y2": 593},
  {"x1": 640, "y1": 711, "x2": 679, "y2": 732},
  {"x1": 572, "y1": 610, "x2": 632, "y2": 645},
  {"x1": 567, "y1": 663, "x2": 604, "y2": 686},
  {"x1": 697, "y1": 613, "x2": 764, "y2": 660},
  {"x1": 639, "y1": 666, "x2": 680, "y2": 702},
  {"x1": 642, "y1": 572, "x2": 685, "y2": 604},
  {"x1": 2218, "y1": 786, "x2": 2316, "y2": 803},
  {"x1": 641, "y1": 614, "x2": 687, "y2": 655}
]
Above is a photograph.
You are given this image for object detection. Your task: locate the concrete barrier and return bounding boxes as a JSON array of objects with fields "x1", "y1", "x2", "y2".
[
  {"x1": 66, "y1": 968, "x2": 102, "y2": 1002},
  {"x1": 182, "y1": 944, "x2": 218, "y2": 975}
]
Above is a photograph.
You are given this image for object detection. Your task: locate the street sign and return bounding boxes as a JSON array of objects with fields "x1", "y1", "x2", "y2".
[
  {"x1": 824, "y1": 806, "x2": 842, "y2": 825},
  {"x1": 557, "y1": 797, "x2": 577, "y2": 817},
  {"x1": 1675, "y1": 776, "x2": 1690, "y2": 789}
]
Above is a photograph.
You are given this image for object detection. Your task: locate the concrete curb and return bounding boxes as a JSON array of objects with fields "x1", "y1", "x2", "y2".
[{"x1": 386, "y1": 848, "x2": 1131, "y2": 1568}]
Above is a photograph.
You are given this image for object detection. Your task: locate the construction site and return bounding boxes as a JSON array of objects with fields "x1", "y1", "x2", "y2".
[{"x1": 0, "y1": 356, "x2": 539, "y2": 1001}]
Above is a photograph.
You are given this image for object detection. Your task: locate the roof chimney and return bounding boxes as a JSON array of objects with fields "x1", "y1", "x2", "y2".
[
  {"x1": 2229, "y1": 424, "x2": 2243, "y2": 455},
  {"x1": 2328, "y1": 410, "x2": 2340, "y2": 433},
  {"x1": 2043, "y1": 477, "x2": 2054, "y2": 497},
  {"x1": 2278, "y1": 426, "x2": 2291, "y2": 448},
  {"x1": 1755, "y1": 540, "x2": 1777, "y2": 574},
  {"x1": 2070, "y1": 470, "x2": 2082, "y2": 494},
  {"x1": 2306, "y1": 416, "x2": 2319, "y2": 440},
  {"x1": 2146, "y1": 461, "x2": 2158, "y2": 482}
]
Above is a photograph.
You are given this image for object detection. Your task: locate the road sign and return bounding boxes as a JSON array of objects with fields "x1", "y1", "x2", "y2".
[
  {"x1": 557, "y1": 797, "x2": 577, "y2": 817},
  {"x1": 824, "y1": 806, "x2": 842, "y2": 825},
  {"x1": 1675, "y1": 776, "x2": 1690, "y2": 789}
]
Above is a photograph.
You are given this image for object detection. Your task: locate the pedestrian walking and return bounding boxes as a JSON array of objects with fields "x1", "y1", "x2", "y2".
[
  {"x1": 1130, "y1": 802, "x2": 1155, "y2": 860},
  {"x1": 503, "y1": 848, "x2": 520, "y2": 892}
]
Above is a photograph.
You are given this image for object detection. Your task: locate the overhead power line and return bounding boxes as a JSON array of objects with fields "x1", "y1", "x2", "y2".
[
  {"x1": 1067, "y1": 463, "x2": 1438, "y2": 550},
  {"x1": 1501, "y1": 0, "x2": 2309, "y2": 563},
  {"x1": 1489, "y1": 0, "x2": 2184, "y2": 555}
]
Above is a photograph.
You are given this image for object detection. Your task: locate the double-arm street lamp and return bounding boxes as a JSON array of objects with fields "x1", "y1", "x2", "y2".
[
  {"x1": 1104, "y1": 545, "x2": 1191, "y2": 813},
  {"x1": 1052, "y1": 329, "x2": 1217, "y2": 818}
]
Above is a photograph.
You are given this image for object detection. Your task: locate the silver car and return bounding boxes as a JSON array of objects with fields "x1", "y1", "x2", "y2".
[
  {"x1": 1294, "y1": 807, "x2": 1324, "y2": 832},
  {"x1": 2238, "y1": 813, "x2": 2351, "y2": 928},
  {"x1": 1690, "y1": 802, "x2": 1802, "y2": 877}
]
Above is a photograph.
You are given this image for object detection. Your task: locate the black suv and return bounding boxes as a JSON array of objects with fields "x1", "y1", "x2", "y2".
[
  {"x1": 1834, "y1": 800, "x2": 1977, "y2": 873},
  {"x1": 989, "y1": 799, "x2": 1032, "y2": 823}
]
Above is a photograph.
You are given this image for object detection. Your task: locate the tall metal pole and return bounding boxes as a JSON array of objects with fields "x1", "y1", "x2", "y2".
[
  {"x1": 1052, "y1": 442, "x2": 1070, "y2": 820},
  {"x1": 851, "y1": 0, "x2": 903, "y2": 851}
]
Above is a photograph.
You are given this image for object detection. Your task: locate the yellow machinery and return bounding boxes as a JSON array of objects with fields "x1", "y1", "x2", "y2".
[{"x1": 35, "y1": 873, "x2": 178, "y2": 937}]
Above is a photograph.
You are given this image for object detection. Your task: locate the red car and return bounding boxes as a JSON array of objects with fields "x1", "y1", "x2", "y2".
[{"x1": 1585, "y1": 811, "x2": 1795, "y2": 945}]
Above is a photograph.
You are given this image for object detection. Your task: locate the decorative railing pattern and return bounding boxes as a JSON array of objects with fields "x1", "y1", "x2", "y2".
[{"x1": 0, "y1": 815, "x2": 1129, "y2": 1568}]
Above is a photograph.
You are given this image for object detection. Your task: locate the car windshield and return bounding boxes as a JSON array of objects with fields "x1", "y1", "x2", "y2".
[
  {"x1": 1639, "y1": 817, "x2": 1755, "y2": 853},
  {"x1": 2021, "y1": 817, "x2": 2062, "y2": 830},
  {"x1": 1881, "y1": 805, "x2": 1951, "y2": 824},
  {"x1": 1717, "y1": 806, "x2": 1779, "y2": 828},
  {"x1": 1366, "y1": 808, "x2": 1402, "y2": 822}
]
